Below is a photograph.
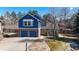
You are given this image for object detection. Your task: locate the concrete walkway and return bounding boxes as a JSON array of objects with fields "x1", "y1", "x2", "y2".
[
  {"x1": 0, "y1": 37, "x2": 50, "y2": 51},
  {"x1": 58, "y1": 34, "x2": 78, "y2": 39}
]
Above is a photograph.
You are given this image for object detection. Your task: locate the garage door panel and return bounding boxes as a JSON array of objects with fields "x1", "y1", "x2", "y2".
[
  {"x1": 20, "y1": 31, "x2": 28, "y2": 37},
  {"x1": 29, "y1": 31, "x2": 37, "y2": 37}
]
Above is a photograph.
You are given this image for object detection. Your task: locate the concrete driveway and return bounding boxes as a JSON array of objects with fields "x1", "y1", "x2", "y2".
[
  {"x1": 0, "y1": 37, "x2": 26, "y2": 51},
  {"x1": 0, "y1": 37, "x2": 50, "y2": 51},
  {"x1": 27, "y1": 40, "x2": 50, "y2": 51}
]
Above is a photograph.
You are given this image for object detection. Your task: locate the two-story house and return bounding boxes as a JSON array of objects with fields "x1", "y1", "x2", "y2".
[{"x1": 18, "y1": 14, "x2": 41, "y2": 37}]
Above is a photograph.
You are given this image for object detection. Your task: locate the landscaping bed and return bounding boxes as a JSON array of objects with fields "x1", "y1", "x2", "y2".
[{"x1": 46, "y1": 39, "x2": 70, "y2": 51}]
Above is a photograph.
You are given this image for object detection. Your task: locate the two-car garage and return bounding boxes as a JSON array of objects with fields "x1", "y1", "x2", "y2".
[{"x1": 20, "y1": 29, "x2": 38, "y2": 37}]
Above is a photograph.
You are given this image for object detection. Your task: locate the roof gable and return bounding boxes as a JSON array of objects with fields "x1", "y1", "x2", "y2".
[
  {"x1": 19, "y1": 14, "x2": 41, "y2": 22},
  {"x1": 18, "y1": 14, "x2": 40, "y2": 28}
]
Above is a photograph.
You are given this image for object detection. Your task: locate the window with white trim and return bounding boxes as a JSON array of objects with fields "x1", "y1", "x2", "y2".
[{"x1": 23, "y1": 19, "x2": 33, "y2": 27}]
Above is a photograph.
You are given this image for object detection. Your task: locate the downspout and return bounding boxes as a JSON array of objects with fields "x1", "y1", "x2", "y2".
[{"x1": 38, "y1": 22, "x2": 41, "y2": 37}]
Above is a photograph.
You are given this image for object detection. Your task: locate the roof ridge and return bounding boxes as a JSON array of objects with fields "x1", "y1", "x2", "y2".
[{"x1": 28, "y1": 14, "x2": 40, "y2": 22}]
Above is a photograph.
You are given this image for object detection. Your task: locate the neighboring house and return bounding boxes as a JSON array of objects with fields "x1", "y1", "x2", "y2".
[
  {"x1": 41, "y1": 21, "x2": 54, "y2": 36},
  {"x1": 3, "y1": 23, "x2": 18, "y2": 35},
  {"x1": 41, "y1": 18, "x2": 58, "y2": 37},
  {"x1": 58, "y1": 21, "x2": 66, "y2": 32},
  {"x1": 18, "y1": 14, "x2": 41, "y2": 37},
  {"x1": 58, "y1": 19, "x2": 72, "y2": 34}
]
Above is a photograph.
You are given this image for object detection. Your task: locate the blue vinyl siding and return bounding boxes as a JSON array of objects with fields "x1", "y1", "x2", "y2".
[{"x1": 18, "y1": 14, "x2": 38, "y2": 28}]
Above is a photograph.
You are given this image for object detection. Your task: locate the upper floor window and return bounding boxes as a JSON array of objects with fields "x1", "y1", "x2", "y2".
[{"x1": 23, "y1": 19, "x2": 33, "y2": 27}]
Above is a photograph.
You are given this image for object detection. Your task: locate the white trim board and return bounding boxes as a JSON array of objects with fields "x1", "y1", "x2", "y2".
[{"x1": 18, "y1": 28, "x2": 40, "y2": 29}]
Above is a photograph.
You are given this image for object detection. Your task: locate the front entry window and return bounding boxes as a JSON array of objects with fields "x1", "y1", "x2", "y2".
[{"x1": 23, "y1": 19, "x2": 33, "y2": 27}]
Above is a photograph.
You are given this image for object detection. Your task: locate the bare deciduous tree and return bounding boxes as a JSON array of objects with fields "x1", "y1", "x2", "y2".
[{"x1": 49, "y1": 8, "x2": 58, "y2": 38}]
